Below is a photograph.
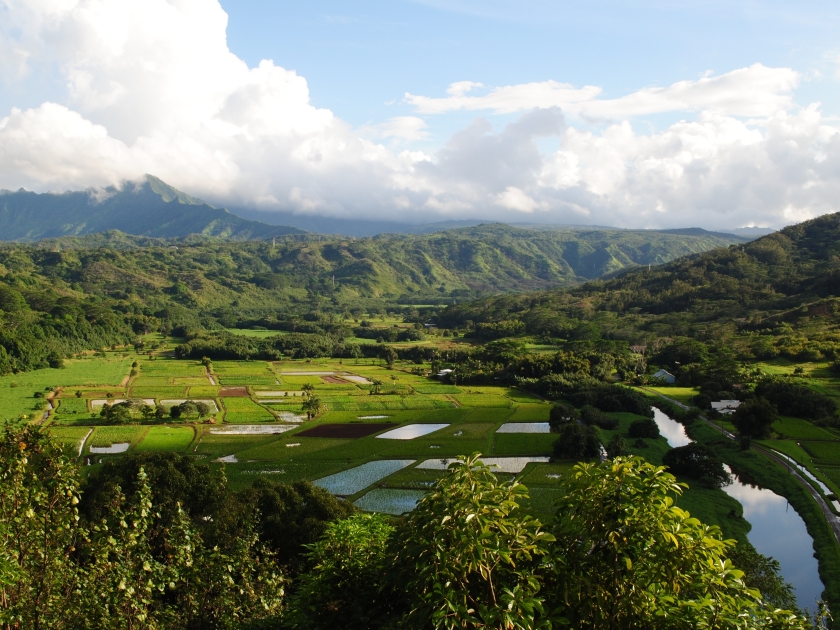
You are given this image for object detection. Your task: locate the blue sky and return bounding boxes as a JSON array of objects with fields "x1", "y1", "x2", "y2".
[
  {"x1": 222, "y1": 0, "x2": 840, "y2": 142},
  {"x1": 0, "y1": 0, "x2": 839, "y2": 229}
]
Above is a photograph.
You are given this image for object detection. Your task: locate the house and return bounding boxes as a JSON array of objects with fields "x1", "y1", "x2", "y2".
[
  {"x1": 711, "y1": 400, "x2": 741, "y2": 415},
  {"x1": 653, "y1": 369, "x2": 676, "y2": 384},
  {"x1": 436, "y1": 368, "x2": 454, "y2": 379}
]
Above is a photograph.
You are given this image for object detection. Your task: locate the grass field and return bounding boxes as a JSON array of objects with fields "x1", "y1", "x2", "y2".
[
  {"x1": 222, "y1": 397, "x2": 276, "y2": 423},
  {"x1": 87, "y1": 426, "x2": 147, "y2": 449},
  {"x1": 0, "y1": 356, "x2": 132, "y2": 420},
  {"x1": 135, "y1": 426, "x2": 195, "y2": 452}
]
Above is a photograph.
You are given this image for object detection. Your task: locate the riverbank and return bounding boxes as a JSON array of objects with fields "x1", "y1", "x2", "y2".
[{"x1": 644, "y1": 391, "x2": 840, "y2": 613}]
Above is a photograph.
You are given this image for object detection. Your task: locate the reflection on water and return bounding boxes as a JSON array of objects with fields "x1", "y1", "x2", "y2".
[
  {"x1": 652, "y1": 408, "x2": 692, "y2": 447},
  {"x1": 722, "y1": 468, "x2": 825, "y2": 611},
  {"x1": 652, "y1": 406, "x2": 825, "y2": 610}
]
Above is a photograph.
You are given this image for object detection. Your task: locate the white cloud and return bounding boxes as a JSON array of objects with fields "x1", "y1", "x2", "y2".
[
  {"x1": 406, "y1": 64, "x2": 800, "y2": 119},
  {"x1": 359, "y1": 116, "x2": 429, "y2": 141},
  {"x1": 0, "y1": 0, "x2": 837, "y2": 231}
]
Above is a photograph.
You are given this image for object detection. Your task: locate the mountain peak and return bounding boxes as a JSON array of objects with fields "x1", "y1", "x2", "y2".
[
  {"x1": 0, "y1": 176, "x2": 304, "y2": 241},
  {"x1": 143, "y1": 174, "x2": 210, "y2": 207}
]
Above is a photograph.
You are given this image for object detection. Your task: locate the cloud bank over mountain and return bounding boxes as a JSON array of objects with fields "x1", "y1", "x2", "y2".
[{"x1": 0, "y1": 0, "x2": 838, "y2": 229}]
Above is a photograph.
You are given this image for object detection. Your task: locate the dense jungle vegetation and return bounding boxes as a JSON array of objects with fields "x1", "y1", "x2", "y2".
[{"x1": 0, "y1": 218, "x2": 744, "y2": 375}]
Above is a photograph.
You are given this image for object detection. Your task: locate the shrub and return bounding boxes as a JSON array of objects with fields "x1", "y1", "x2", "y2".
[
  {"x1": 580, "y1": 405, "x2": 619, "y2": 430},
  {"x1": 628, "y1": 418, "x2": 659, "y2": 439},
  {"x1": 661, "y1": 443, "x2": 731, "y2": 489},
  {"x1": 553, "y1": 423, "x2": 601, "y2": 460},
  {"x1": 549, "y1": 403, "x2": 579, "y2": 432}
]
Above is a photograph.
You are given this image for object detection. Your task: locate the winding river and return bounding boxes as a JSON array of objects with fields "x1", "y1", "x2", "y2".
[{"x1": 652, "y1": 408, "x2": 825, "y2": 610}]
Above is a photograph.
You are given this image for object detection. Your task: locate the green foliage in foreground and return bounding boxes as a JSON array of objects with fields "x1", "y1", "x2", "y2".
[
  {"x1": 0, "y1": 426, "x2": 821, "y2": 630},
  {"x1": 0, "y1": 425, "x2": 284, "y2": 629},
  {"x1": 289, "y1": 455, "x2": 815, "y2": 630}
]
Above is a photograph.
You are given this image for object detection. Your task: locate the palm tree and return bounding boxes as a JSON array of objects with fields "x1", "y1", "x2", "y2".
[
  {"x1": 369, "y1": 379, "x2": 383, "y2": 395},
  {"x1": 301, "y1": 383, "x2": 315, "y2": 397},
  {"x1": 302, "y1": 396, "x2": 324, "y2": 420}
]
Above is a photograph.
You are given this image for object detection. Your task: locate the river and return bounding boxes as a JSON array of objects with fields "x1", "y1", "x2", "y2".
[{"x1": 652, "y1": 407, "x2": 825, "y2": 610}]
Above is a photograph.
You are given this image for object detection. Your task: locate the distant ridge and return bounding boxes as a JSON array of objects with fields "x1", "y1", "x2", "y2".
[
  {"x1": 0, "y1": 175, "x2": 305, "y2": 242},
  {"x1": 653, "y1": 227, "x2": 751, "y2": 242}
]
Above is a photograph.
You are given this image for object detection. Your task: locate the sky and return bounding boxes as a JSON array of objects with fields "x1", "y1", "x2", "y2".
[{"x1": 0, "y1": 0, "x2": 839, "y2": 230}]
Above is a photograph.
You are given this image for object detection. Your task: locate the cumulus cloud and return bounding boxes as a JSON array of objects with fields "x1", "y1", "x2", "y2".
[{"x1": 0, "y1": 0, "x2": 837, "y2": 230}]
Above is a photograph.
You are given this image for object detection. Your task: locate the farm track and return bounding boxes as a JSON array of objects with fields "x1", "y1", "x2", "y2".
[{"x1": 642, "y1": 388, "x2": 840, "y2": 546}]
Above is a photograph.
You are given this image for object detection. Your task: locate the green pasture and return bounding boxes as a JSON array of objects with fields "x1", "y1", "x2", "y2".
[
  {"x1": 235, "y1": 436, "x2": 348, "y2": 461},
  {"x1": 134, "y1": 426, "x2": 195, "y2": 452},
  {"x1": 221, "y1": 460, "x2": 348, "y2": 490},
  {"x1": 87, "y1": 426, "x2": 147, "y2": 450},
  {"x1": 278, "y1": 375, "x2": 323, "y2": 386},
  {"x1": 411, "y1": 384, "x2": 462, "y2": 394},
  {"x1": 492, "y1": 433, "x2": 557, "y2": 456},
  {"x1": 0, "y1": 356, "x2": 132, "y2": 420},
  {"x1": 225, "y1": 328, "x2": 288, "y2": 338},
  {"x1": 48, "y1": 427, "x2": 92, "y2": 453},
  {"x1": 646, "y1": 387, "x2": 697, "y2": 404},
  {"x1": 801, "y1": 442, "x2": 840, "y2": 465},
  {"x1": 452, "y1": 394, "x2": 512, "y2": 408},
  {"x1": 195, "y1": 433, "x2": 281, "y2": 457},
  {"x1": 222, "y1": 398, "x2": 276, "y2": 423},
  {"x1": 54, "y1": 397, "x2": 90, "y2": 414},
  {"x1": 508, "y1": 405, "x2": 550, "y2": 421},
  {"x1": 130, "y1": 386, "x2": 187, "y2": 398},
  {"x1": 772, "y1": 416, "x2": 837, "y2": 440},
  {"x1": 383, "y1": 466, "x2": 446, "y2": 489},
  {"x1": 187, "y1": 386, "x2": 220, "y2": 397}
]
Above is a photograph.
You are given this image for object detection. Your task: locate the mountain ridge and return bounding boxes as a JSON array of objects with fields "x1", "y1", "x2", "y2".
[{"x1": 0, "y1": 175, "x2": 305, "y2": 241}]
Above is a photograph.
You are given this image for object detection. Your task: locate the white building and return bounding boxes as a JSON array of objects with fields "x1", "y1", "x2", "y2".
[
  {"x1": 711, "y1": 400, "x2": 741, "y2": 415},
  {"x1": 653, "y1": 369, "x2": 676, "y2": 384},
  {"x1": 436, "y1": 368, "x2": 454, "y2": 379}
]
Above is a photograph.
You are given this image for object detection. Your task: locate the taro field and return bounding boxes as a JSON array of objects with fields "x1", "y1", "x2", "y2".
[{"x1": 4, "y1": 346, "x2": 630, "y2": 518}]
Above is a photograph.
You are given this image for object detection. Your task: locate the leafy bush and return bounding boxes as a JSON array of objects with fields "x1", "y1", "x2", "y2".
[
  {"x1": 755, "y1": 379, "x2": 837, "y2": 421},
  {"x1": 628, "y1": 418, "x2": 660, "y2": 439},
  {"x1": 580, "y1": 405, "x2": 619, "y2": 430},
  {"x1": 552, "y1": 423, "x2": 601, "y2": 460},
  {"x1": 661, "y1": 443, "x2": 732, "y2": 488}
]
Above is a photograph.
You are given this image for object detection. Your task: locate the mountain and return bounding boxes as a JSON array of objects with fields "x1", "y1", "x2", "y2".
[
  {"x1": 726, "y1": 226, "x2": 776, "y2": 237},
  {"x1": 0, "y1": 175, "x2": 305, "y2": 241},
  {"x1": 437, "y1": 212, "x2": 840, "y2": 353},
  {"x1": 229, "y1": 207, "x2": 488, "y2": 237}
]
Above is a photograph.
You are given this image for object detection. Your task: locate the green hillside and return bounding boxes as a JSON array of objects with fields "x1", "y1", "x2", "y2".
[
  {"x1": 438, "y1": 211, "x2": 840, "y2": 359},
  {"x1": 0, "y1": 175, "x2": 304, "y2": 241}
]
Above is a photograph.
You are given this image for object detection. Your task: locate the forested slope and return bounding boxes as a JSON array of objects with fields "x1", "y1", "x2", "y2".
[{"x1": 438, "y1": 212, "x2": 840, "y2": 361}]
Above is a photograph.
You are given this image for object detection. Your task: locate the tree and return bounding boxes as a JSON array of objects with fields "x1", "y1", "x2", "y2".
[
  {"x1": 237, "y1": 478, "x2": 356, "y2": 571},
  {"x1": 605, "y1": 433, "x2": 629, "y2": 458},
  {"x1": 0, "y1": 425, "x2": 81, "y2": 629},
  {"x1": 732, "y1": 397, "x2": 778, "y2": 446},
  {"x1": 552, "y1": 422, "x2": 601, "y2": 460},
  {"x1": 384, "y1": 347, "x2": 398, "y2": 368},
  {"x1": 302, "y1": 395, "x2": 324, "y2": 420},
  {"x1": 301, "y1": 382, "x2": 315, "y2": 397},
  {"x1": 548, "y1": 403, "x2": 579, "y2": 432},
  {"x1": 369, "y1": 379, "x2": 383, "y2": 395},
  {"x1": 286, "y1": 514, "x2": 397, "y2": 629},
  {"x1": 628, "y1": 417, "x2": 660, "y2": 439},
  {"x1": 549, "y1": 457, "x2": 807, "y2": 629},
  {"x1": 195, "y1": 401, "x2": 211, "y2": 420},
  {"x1": 100, "y1": 402, "x2": 132, "y2": 425},
  {"x1": 662, "y1": 442, "x2": 732, "y2": 488},
  {"x1": 393, "y1": 454, "x2": 554, "y2": 630}
]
